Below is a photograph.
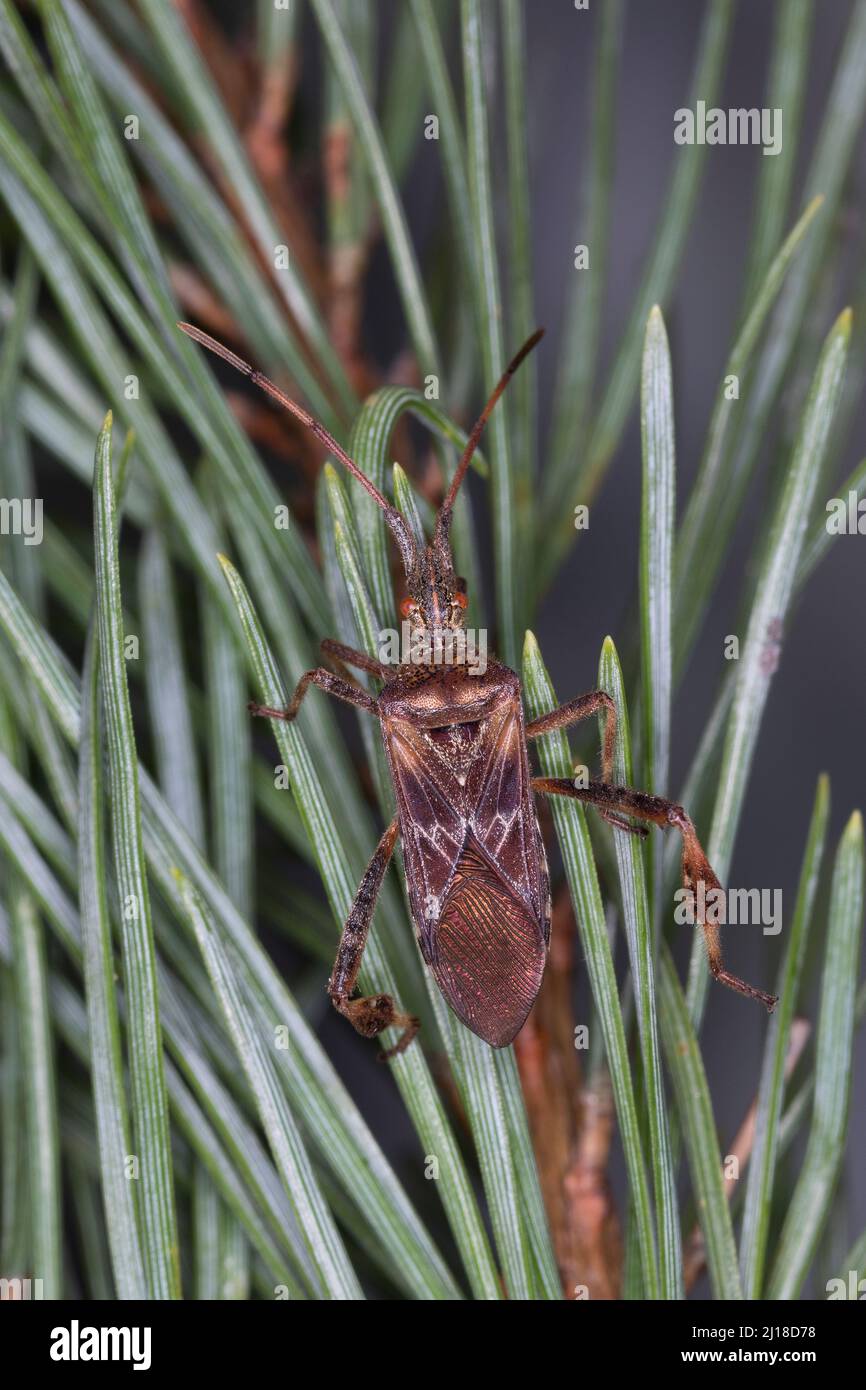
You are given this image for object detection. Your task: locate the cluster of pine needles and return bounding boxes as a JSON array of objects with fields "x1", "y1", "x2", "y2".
[{"x1": 0, "y1": 0, "x2": 864, "y2": 1300}]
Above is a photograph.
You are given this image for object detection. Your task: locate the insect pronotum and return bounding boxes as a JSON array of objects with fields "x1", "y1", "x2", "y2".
[{"x1": 179, "y1": 320, "x2": 777, "y2": 1058}]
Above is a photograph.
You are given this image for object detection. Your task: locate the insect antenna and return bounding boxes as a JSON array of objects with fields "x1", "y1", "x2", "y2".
[
  {"x1": 433, "y1": 327, "x2": 544, "y2": 555},
  {"x1": 177, "y1": 321, "x2": 418, "y2": 576}
]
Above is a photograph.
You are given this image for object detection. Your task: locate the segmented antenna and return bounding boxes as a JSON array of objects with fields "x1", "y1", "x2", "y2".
[
  {"x1": 177, "y1": 322, "x2": 418, "y2": 576},
  {"x1": 434, "y1": 328, "x2": 544, "y2": 551}
]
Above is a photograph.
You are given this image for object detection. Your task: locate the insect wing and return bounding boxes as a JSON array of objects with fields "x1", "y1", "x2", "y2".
[
  {"x1": 385, "y1": 691, "x2": 548, "y2": 1046},
  {"x1": 384, "y1": 717, "x2": 467, "y2": 920}
]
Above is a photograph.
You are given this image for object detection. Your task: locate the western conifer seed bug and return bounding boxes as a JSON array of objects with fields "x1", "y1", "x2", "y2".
[{"x1": 180, "y1": 321, "x2": 778, "y2": 1058}]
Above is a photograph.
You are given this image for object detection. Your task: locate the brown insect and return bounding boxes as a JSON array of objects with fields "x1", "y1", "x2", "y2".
[{"x1": 179, "y1": 321, "x2": 777, "y2": 1058}]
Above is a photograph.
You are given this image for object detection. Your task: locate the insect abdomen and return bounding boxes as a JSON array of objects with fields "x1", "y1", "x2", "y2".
[{"x1": 426, "y1": 834, "x2": 546, "y2": 1047}]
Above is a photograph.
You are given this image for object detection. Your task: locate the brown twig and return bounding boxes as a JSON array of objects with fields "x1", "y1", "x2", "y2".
[
  {"x1": 246, "y1": 44, "x2": 298, "y2": 184},
  {"x1": 243, "y1": 22, "x2": 329, "y2": 310},
  {"x1": 515, "y1": 883, "x2": 622, "y2": 1298},
  {"x1": 168, "y1": 262, "x2": 239, "y2": 341},
  {"x1": 225, "y1": 392, "x2": 323, "y2": 492},
  {"x1": 176, "y1": 0, "x2": 250, "y2": 125},
  {"x1": 322, "y1": 117, "x2": 376, "y2": 394}
]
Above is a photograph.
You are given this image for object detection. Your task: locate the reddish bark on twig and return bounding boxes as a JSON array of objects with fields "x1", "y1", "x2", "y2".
[{"x1": 515, "y1": 884, "x2": 622, "y2": 1298}]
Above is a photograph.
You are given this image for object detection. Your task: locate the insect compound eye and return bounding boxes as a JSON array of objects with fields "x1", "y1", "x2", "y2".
[
  {"x1": 453, "y1": 591, "x2": 469, "y2": 610},
  {"x1": 400, "y1": 597, "x2": 416, "y2": 619}
]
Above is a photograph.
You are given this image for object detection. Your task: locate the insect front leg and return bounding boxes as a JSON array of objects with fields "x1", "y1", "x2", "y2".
[
  {"x1": 526, "y1": 689, "x2": 616, "y2": 776},
  {"x1": 329, "y1": 816, "x2": 420, "y2": 1060},
  {"x1": 249, "y1": 664, "x2": 376, "y2": 722},
  {"x1": 532, "y1": 777, "x2": 778, "y2": 1012},
  {"x1": 320, "y1": 638, "x2": 386, "y2": 679},
  {"x1": 526, "y1": 690, "x2": 638, "y2": 834}
]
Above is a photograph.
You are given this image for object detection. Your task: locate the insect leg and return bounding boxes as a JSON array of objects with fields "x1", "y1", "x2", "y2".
[
  {"x1": 329, "y1": 816, "x2": 420, "y2": 1059},
  {"x1": 320, "y1": 638, "x2": 386, "y2": 678},
  {"x1": 532, "y1": 777, "x2": 778, "y2": 1012},
  {"x1": 249, "y1": 666, "x2": 376, "y2": 722},
  {"x1": 526, "y1": 690, "x2": 616, "y2": 774},
  {"x1": 526, "y1": 690, "x2": 637, "y2": 831}
]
